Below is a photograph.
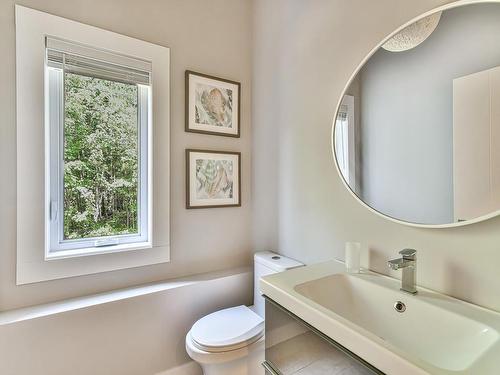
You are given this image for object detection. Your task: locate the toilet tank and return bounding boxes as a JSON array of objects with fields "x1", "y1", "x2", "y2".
[{"x1": 253, "y1": 251, "x2": 303, "y2": 318}]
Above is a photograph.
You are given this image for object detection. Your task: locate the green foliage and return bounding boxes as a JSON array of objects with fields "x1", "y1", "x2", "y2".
[{"x1": 63, "y1": 73, "x2": 139, "y2": 239}]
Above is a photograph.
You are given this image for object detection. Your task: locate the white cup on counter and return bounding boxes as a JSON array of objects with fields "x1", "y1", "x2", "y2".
[{"x1": 345, "y1": 242, "x2": 361, "y2": 273}]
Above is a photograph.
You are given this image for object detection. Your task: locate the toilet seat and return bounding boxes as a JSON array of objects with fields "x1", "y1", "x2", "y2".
[{"x1": 190, "y1": 305, "x2": 264, "y2": 353}]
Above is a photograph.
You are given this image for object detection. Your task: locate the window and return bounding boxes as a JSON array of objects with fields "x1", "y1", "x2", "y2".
[
  {"x1": 335, "y1": 95, "x2": 356, "y2": 188},
  {"x1": 16, "y1": 5, "x2": 170, "y2": 284},
  {"x1": 45, "y1": 38, "x2": 152, "y2": 258}
]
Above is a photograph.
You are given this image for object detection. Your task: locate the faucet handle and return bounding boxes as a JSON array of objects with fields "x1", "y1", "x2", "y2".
[{"x1": 399, "y1": 248, "x2": 417, "y2": 259}]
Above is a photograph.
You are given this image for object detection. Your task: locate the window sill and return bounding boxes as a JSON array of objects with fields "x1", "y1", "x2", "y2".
[
  {"x1": 17, "y1": 243, "x2": 169, "y2": 285},
  {"x1": 45, "y1": 241, "x2": 152, "y2": 261},
  {"x1": 1, "y1": 266, "x2": 251, "y2": 326}
]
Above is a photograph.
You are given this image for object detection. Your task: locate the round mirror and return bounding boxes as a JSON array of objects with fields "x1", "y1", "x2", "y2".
[{"x1": 333, "y1": 1, "x2": 500, "y2": 227}]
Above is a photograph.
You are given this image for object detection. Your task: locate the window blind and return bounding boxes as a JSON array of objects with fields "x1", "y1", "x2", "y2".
[{"x1": 46, "y1": 36, "x2": 151, "y2": 85}]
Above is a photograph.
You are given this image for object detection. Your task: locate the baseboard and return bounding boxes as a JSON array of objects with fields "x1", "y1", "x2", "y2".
[{"x1": 155, "y1": 361, "x2": 201, "y2": 375}]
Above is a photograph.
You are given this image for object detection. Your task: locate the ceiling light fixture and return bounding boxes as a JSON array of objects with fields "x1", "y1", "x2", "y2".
[{"x1": 382, "y1": 12, "x2": 442, "y2": 52}]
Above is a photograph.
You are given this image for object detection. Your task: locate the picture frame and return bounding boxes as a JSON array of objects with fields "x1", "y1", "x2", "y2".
[
  {"x1": 185, "y1": 70, "x2": 241, "y2": 137},
  {"x1": 186, "y1": 149, "x2": 241, "y2": 209}
]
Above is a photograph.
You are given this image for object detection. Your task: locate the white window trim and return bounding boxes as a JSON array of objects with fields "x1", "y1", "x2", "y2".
[
  {"x1": 16, "y1": 5, "x2": 170, "y2": 284},
  {"x1": 335, "y1": 95, "x2": 356, "y2": 187}
]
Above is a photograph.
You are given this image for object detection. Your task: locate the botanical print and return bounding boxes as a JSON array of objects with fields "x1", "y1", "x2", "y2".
[
  {"x1": 194, "y1": 83, "x2": 233, "y2": 129},
  {"x1": 186, "y1": 71, "x2": 240, "y2": 137},
  {"x1": 187, "y1": 150, "x2": 240, "y2": 208},
  {"x1": 195, "y1": 159, "x2": 234, "y2": 199}
]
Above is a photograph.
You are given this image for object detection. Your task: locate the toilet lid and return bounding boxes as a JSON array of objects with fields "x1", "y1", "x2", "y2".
[{"x1": 190, "y1": 305, "x2": 264, "y2": 353}]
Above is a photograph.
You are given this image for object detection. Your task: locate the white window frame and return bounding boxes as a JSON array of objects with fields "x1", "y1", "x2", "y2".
[
  {"x1": 16, "y1": 5, "x2": 170, "y2": 284},
  {"x1": 45, "y1": 50, "x2": 151, "y2": 258},
  {"x1": 335, "y1": 95, "x2": 356, "y2": 187}
]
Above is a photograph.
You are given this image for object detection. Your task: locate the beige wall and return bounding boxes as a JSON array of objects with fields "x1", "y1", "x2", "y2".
[
  {"x1": 0, "y1": 269, "x2": 252, "y2": 375},
  {"x1": 0, "y1": 2, "x2": 253, "y2": 374},
  {"x1": 0, "y1": 0, "x2": 253, "y2": 310},
  {"x1": 252, "y1": 0, "x2": 500, "y2": 312},
  {"x1": 5, "y1": 0, "x2": 500, "y2": 373},
  {"x1": 251, "y1": 0, "x2": 280, "y2": 252}
]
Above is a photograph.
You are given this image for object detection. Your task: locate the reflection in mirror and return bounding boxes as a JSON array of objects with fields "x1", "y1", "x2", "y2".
[{"x1": 334, "y1": 3, "x2": 500, "y2": 226}]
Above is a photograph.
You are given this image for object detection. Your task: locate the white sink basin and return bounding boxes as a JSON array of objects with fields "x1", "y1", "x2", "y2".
[
  {"x1": 295, "y1": 273, "x2": 498, "y2": 372},
  {"x1": 260, "y1": 260, "x2": 500, "y2": 374}
]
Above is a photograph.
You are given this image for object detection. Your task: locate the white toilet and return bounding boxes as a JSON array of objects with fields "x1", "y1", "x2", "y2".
[{"x1": 185, "y1": 251, "x2": 303, "y2": 375}]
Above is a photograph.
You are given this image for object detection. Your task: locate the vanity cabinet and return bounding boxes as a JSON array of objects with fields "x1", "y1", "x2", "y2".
[{"x1": 263, "y1": 297, "x2": 383, "y2": 375}]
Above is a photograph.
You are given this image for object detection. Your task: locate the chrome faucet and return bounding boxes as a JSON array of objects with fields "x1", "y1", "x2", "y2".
[{"x1": 388, "y1": 249, "x2": 417, "y2": 294}]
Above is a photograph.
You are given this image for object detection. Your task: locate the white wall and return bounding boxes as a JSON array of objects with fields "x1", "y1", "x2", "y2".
[
  {"x1": 252, "y1": 0, "x2": 500, "y2": 312},
  {"x1": 0, "y1": 269, "x2": 252, "y2": 375},
  {"x1": 251, "y1": 1, "x2": 281, "y2": 252},
  {"x1": 5, "y1": 1, "x2": 500, "y2": 373},
  {"x1": 0, "y1": 2, "x2": 254, "y2": 373},
  {"x1": 0, "y1": 0, "x2": 253, "y2": 310},
  {"x1": 358, "y1": 4, "x2": 500, "y2": 224}
]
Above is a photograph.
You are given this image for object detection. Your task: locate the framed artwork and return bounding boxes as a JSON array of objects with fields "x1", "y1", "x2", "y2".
[
  {"x1": 186, "y1": 149, "x2": 241, "y2": 209},
  {"x1": 185, "y1": 70, "x2": 240, "y2": 137}
]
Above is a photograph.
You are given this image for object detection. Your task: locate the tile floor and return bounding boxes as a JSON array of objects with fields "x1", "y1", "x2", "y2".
[{"x1": 267, "y1": 331, "x2": 374, "y2": 375}]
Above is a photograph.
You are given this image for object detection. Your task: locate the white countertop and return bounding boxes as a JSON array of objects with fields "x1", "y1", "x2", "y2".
[{"x1": 260, "y1": 260, "x2": 500, "y2": 375}]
